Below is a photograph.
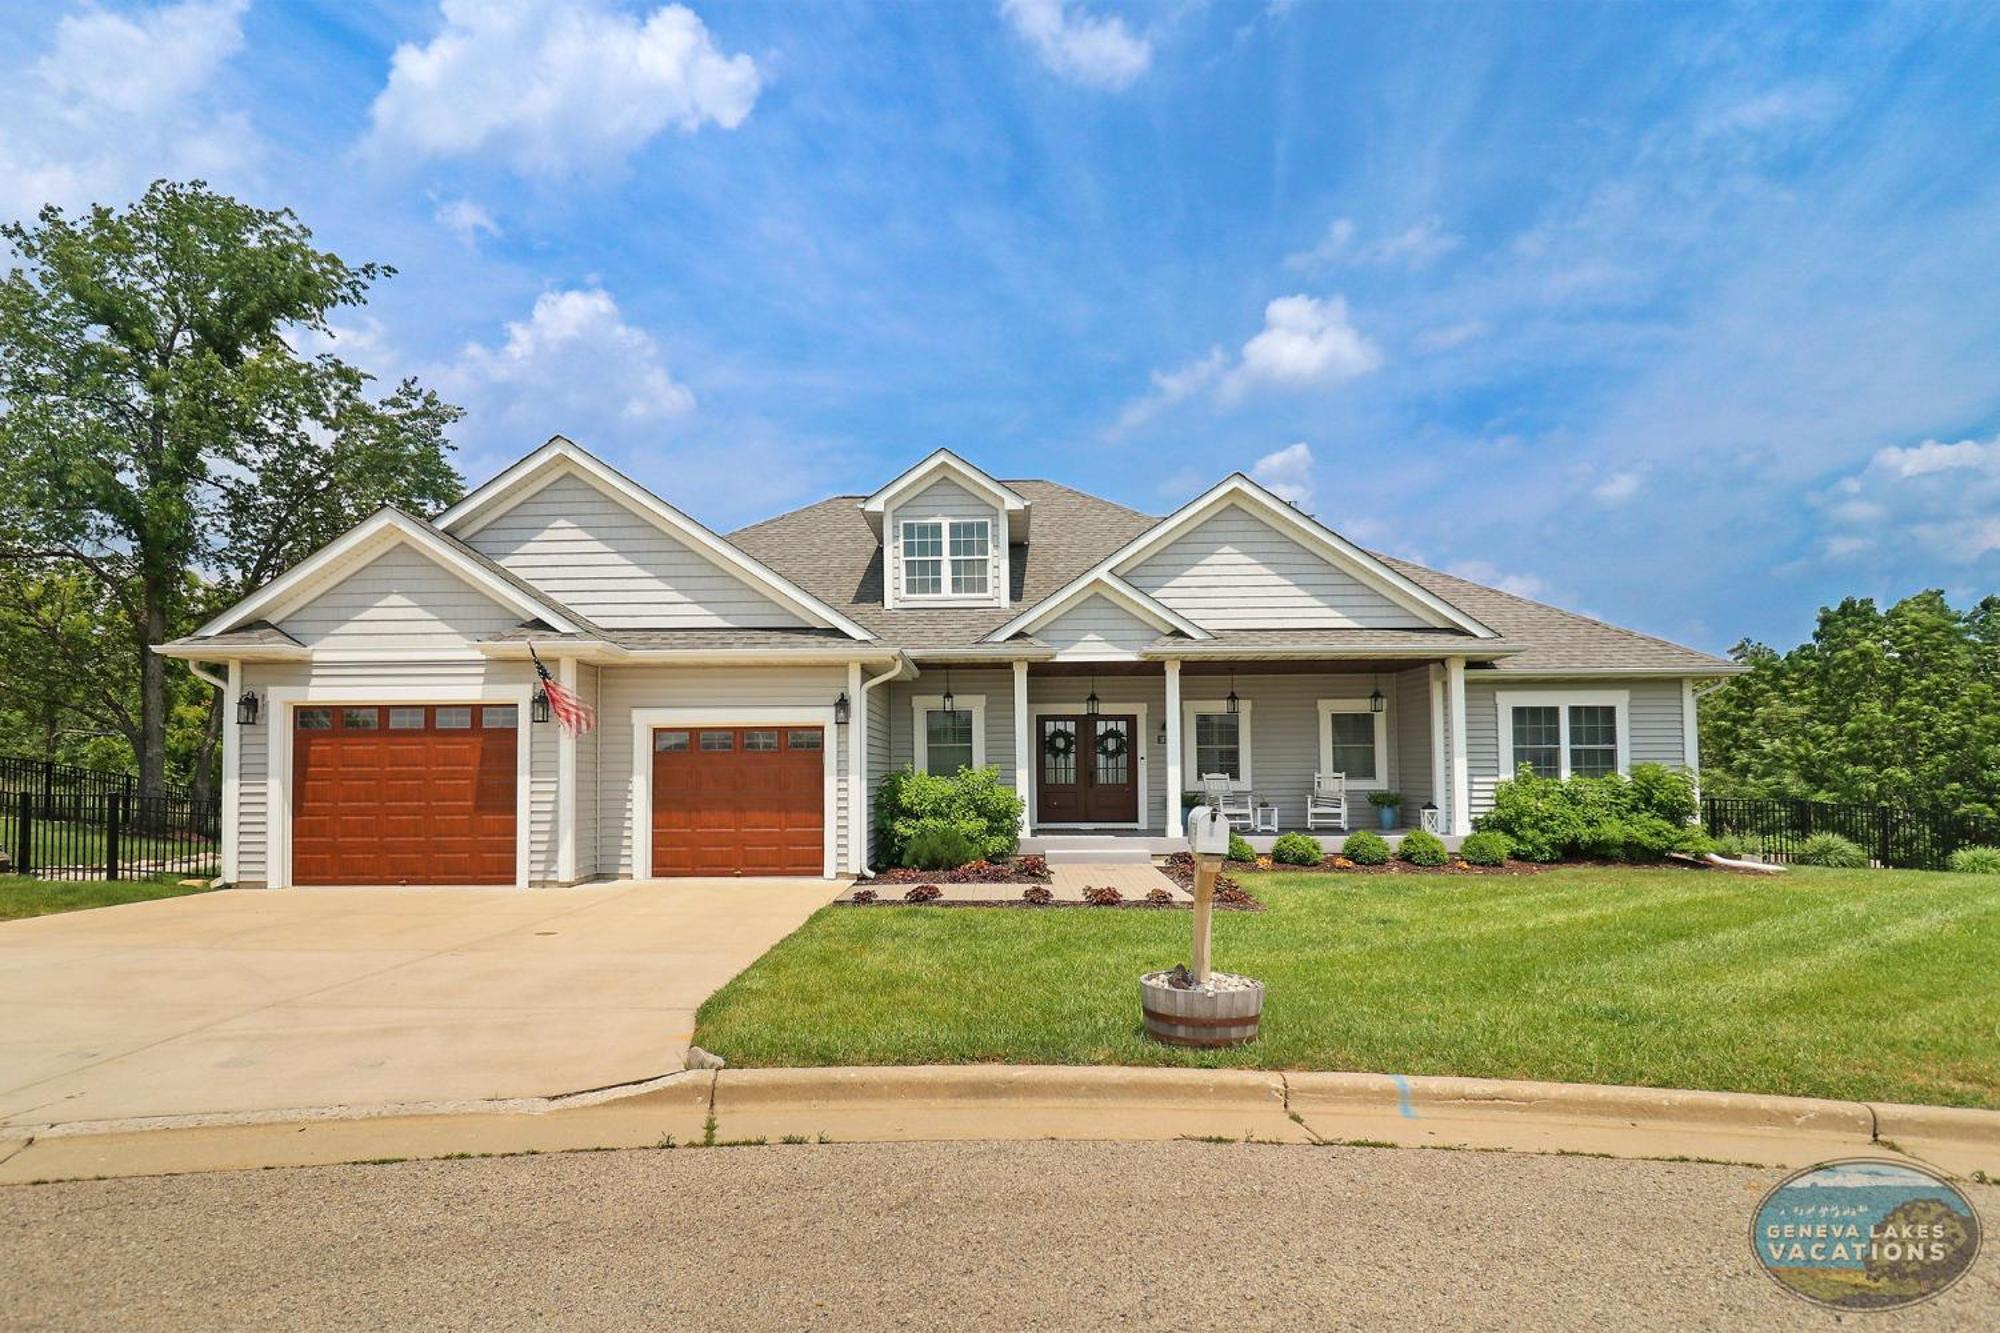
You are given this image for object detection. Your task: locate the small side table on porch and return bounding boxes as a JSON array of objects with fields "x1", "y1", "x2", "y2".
[{"x1": 1252, "y1": 802, "x2": 1280, "y2": 834}]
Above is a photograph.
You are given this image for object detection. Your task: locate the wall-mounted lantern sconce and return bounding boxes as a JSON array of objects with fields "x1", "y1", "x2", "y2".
[
  {"x1": 236, "y1": 690, "x2": 260, "y2": 726},
  {"x1": 531, "y1": 688, "x2": 552, "y2": 725},
  {"x1": 834, "y1": 691, "x2": 851, "y2": 725}
]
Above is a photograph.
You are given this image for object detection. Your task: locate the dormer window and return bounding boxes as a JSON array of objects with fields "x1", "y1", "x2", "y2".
[{"x1": 902, "y1": 519, "x2": 990, "y2": 597}]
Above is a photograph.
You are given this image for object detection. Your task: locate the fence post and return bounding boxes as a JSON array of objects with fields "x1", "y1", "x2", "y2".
[
  {"x1": 13, "y1": 790, "x2": 30, "y2": 876},
  {"x1": 105, "y1": 793, "x2": 123, "y2": 882},
  {"x1": 1875, "y1": 806, "x2": 1892, "y2": 869}
]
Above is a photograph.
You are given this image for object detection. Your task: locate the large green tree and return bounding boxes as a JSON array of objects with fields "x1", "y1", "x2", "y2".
[
  {"x1": 1700, "y1": 591, "x2": 2000, "y2": 817},
  {"x1": 0, "y1": 181, "x2": 463, "y2": 799}
]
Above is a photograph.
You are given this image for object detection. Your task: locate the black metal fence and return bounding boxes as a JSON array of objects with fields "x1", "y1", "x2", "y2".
[
  {"x1": 1702, "y1": 796, "x2": 2000, "y2": 871},
  {"x1": 0, "y1": 758, "x2": 219, "y2": 882}
]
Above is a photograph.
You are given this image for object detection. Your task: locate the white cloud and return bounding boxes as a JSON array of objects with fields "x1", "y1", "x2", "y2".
[
  {"x1": 1413, "y1": 320, "x2": 1489, "y2": 354},
  {"x1": 1000, "y1": 0, "x2": 1151, "y2": 91},
  {"x1": 1221, "y1": 295, "x2": 1383, "y2": 401},
  {"x1": 1250, "y1": 442, "x2": 1315, "y2": 507},
  {"x1": 1592, "y1": 471, "x2": 1642, "y2": 505},
  {"x1": 365, "y1": 0, "x2": 761, "y2": 176},
  {"x1": 0, "y1": 0, "x2": 256, "y2": 223},
  {"x1": 1111, "y1": 346, "x2": 1225, "y2": 434},
  {"x1": 440, "y1": 288, "x2": 695, "y2": 447},
  {"x1": 435, "y1": 198, "x2": 499, "y2": 243},
  {"x1": 1286, "y1": 217, "x2": 1461, "y2": 273},
  {"x1": 1445, "y1": 560, "x2": 1550, "y2": 601},
  {"x1": 1812, "y1": 433, "x2": 2000, "y2": 565}
]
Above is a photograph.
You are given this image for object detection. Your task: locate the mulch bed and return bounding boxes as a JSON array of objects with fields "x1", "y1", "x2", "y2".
[
  {"x1": 870, "y1": 855, "x2": 1051, "y2": 885},
  {"x1": 1247, "y1": 854, "x2": 1545, "y2": 876}
]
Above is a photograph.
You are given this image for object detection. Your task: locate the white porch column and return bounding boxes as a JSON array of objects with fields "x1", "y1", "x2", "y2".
[
  {"x1": 1428, "y1": 664, "x2": 1447, "y2": 819},
  {"x1": 1447, "y1": 656, "x2": 1471, "y2": 835},
  {"x1": 557, "y1": 655, "x2": 578, "y2": 884},
  {"x1": 1013, "y1": 658, "x2": 1031, "y2": 837},
  {"x1": 1163, "y1": 658, "x2": 1183, "y2": 838},
  {"x1": 221, "y1": 660, "x2": 241, "y2": 884},
  {"x1": 847, "y1": 660, "x2": 865, "y2": 875}
]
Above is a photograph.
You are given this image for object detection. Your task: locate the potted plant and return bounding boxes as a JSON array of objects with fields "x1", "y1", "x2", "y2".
[
  {"x1": 1367, "y1": 790, "x2": 1403, "y2": 830},
  {"x1": 1140, "y1": 805, "x2": 1263, "y2": 1048}
]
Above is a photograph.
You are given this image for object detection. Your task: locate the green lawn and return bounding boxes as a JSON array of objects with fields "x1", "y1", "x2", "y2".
[
  {"x1": 694, "y1": 865, "x2": 2000, "y2": 1109},
  {"x1": 0, "y1": 874, "x2": 216, "y2": 922}
]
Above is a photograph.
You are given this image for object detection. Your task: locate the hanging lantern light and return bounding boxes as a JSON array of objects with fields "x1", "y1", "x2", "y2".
[
  {"x1": 941, "y1": 668, "x2": 955, "y2": 716},
  {"x1": 1369, "y1": 669, "x2": 1385, "y2": 714},
  {"x1": 1226, "y1": 671, "x2": 1240, "y2": 715},
  {"x1": 1085, "y1": 672, "x2": 1100, "y2": 715}
]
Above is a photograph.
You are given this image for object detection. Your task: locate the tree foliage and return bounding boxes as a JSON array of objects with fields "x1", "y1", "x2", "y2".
[
  {"x1": 1700, "y1": 591, "x2": 2000, "y2": 818},
  {"x1": 0, "y1": 180, "x2": 463, "y2": 793}
]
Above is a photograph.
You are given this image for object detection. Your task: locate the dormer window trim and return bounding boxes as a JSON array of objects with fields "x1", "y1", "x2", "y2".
[{"x1": 899, "y1": 516, "x2": 993, "y2": 600}]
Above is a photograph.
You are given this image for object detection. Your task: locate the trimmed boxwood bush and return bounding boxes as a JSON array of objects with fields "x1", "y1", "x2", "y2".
[
  {"x1": 1341, "y1": 829, "x2": 1390, "y2": 865},
  {"x1": 1271, "y1": 832, "x2": 1323, "y2": 865},
  {"x1": 1948, "y1": 845, "x2": 2000, "y2": 875},
  {"x1": 1398, "y1": 829, "x2": 1449, "y2": 866},
  {"x1": 876, "y1": 765, "x2": 1025, "y2": 867},
  {"x1": 1227, "y1": 832, "x2": 1257, "y2": 863},
  {"x1": 1459, "y1": 830, "x2": 1511, "y2": 866},
  {"x1": 1473, "y1": 763, "x2": 1709, "y2": 862},
  {"x1": 901, "y1": 824, "x2": 981, "y2": 870},
  {"x1": 1795, "y1": 832, "x2": 1868, "y2": 868}
]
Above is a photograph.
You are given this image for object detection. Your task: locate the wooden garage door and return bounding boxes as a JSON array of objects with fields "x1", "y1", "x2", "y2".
[
  {"x1": 651, "y1": 726, "x2": 824, "y2": 876},
  {"x1": 291, "y1": 704, "x2": 517, "y2": 885}
]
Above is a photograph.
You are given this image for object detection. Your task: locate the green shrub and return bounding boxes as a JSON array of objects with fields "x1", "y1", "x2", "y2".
[
  {"x1": 1366, "y1": 790, "x2": 1403, "y2": 810},
  {"x1": 1708, "y1": 832, "x2": 1756, "y2": 859},
  {"x1": 900, "y1": 824, "x2": 981, "y2": 870},
  {"x1": 875, "y1": 766, "x2": 1025, "y2": 867},
  {"x1": 1341, "y1": 829, "x2": 1390, "y2": 865},
  {"x1": 1227, "y1": 832, "x2": 1257, "y2": 863},
  {"x1": 1474, "y1": 763, "x2": 1707, "y2": 863},
  {"x1": 1459, "y1": 831, "x2": 1511, "y2": 866},
  {"x1": 1271, "y1": 832, "x2": 1324, "y2": 866},
  {"x1": 1398, "y1": 829, "x2": 1449, "y2": 866},
  {"x1": 1794, "y1": 832, "x2": 1868, "y2": 869},
  {"x1": 1947, "y1": 845, "x2": 2000, "y2": 875}
]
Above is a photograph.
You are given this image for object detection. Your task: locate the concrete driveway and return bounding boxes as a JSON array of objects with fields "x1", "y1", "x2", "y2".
[{"x1": 0, "y1": 879, "x2": 839, "y2": 1132}]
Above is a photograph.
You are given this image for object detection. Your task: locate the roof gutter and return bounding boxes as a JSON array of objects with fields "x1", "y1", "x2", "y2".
[
  {"x1": 475, "y1": 642, "x2": 905, "y2": 667},
  {"x1": 1142, "y1": 643, "x2": 1522, "y2": 661},
  {"x1": 1471, "y1": 665, "x2": 1747, "y2": 679},
  {"x1": 153, "y1": 641, "x2": 311, "y2": 663},
  {"x1": 905, "y1": 645, "x2": 1056, "y2": 663}
]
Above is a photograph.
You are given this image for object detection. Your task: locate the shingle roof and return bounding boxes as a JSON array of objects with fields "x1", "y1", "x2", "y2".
[
  {"x1": 729, "y1": 481, "x2": 1158, "y2": 649},
  {"x1": 166, "y1": 620, "x2": 304, "y2": 651}
]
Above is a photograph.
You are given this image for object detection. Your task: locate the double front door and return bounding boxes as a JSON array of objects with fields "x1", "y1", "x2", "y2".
[{"x1": 1035, "y1": 714, "x2": 1138, "y2": 825}]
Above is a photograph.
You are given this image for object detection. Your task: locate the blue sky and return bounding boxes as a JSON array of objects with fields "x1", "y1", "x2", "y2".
[{"x1": 3, "y1": 1, "x2": 1998, "y2": 654}]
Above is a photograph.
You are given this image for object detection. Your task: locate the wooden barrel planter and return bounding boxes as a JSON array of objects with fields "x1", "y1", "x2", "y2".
[{"x1": 1140, "y1": 970, "x2": 1264, "y2": 1048}]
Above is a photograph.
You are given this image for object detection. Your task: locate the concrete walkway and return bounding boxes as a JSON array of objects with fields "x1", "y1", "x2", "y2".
[{"x1": 0, "y1": 878, "x2": 840, "y2": 1133}]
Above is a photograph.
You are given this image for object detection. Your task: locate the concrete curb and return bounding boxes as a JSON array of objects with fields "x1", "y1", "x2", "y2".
[{"x1": 3, "y1": 1065, "x2": 1996, "y2": 1185}]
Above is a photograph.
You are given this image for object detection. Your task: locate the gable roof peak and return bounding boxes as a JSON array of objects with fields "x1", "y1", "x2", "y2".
[{"x1": 859, "y1": 448, "x2": 1031, "y2": 515}]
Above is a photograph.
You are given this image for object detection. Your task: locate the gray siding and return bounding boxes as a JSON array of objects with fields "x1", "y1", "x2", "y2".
[
  {"x1": 280, "y1": 545, "x2": 524, "y2": 648},
  {"x1": 576, "y1": 663, "x2": 600, "y2": 880},
  {"x1": 1124, "y1": 504, "x2": 1433, "y2": 630},
  {"x1": 235, "y1": 658, "x2": 547, "y2": 886},
  {"x1": 866, "y1": 682, "x2": 891, "y2": 867},
  {"x1": 1037, "y1": 594, "x2": 1158, "y2": 658},
  {"x1": 1393, "y1": 666, "x2": 1434, "y2": 819},
  {"x1": 888, "y1": 477, "x2": 1002, "y2": 607},
  {"x1": 595, "y1": 664, "x2": 852, "y2": 877},
  {"x1": 1464, "y1": 677, "x2": 1692, "y2": 817},
  {"x1": 468, "y1": 472, "x2": 807, "y2": 629}
]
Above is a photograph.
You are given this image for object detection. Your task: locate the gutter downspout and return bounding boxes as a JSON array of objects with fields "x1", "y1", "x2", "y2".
[{"x1": 849, "y1": 657, "x2": 907, "y2": 878}]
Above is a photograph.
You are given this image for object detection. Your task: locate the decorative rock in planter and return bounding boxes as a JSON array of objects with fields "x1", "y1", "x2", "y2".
[{"x1": 1140, "y1": 968, "x2": 1263, "y2": 1047}]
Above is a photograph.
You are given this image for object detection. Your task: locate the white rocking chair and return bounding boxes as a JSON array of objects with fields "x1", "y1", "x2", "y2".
[
  {"x1": 1306, "y1": 772, "x2": 1349, "y2": 832},
  {"x1": 1202, "y1": 773, "x2": 1253, "y2": 832}
]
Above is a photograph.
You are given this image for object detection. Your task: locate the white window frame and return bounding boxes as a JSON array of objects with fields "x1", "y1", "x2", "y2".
[
  {"x1": 1181, "y1": 699, "x2": 1252, "y2": 791},
  {"x1": 900, "y1": 519, "x2": 946, "y2": 597},
  {"x1": 946, "y1": 519, "x2": 991, "y2": 596},
  {"x1": 911, "y1": 693, "x2": 987, "y2": 775},
  {"x1": 896, "y1": 514, "x2": 996, "y2": 604},
  {"x1": 1317, "y1": 697, "x2": 1391, "y2": 790},
  {"x1": 1495, "y1": 689, "x2": 1631, "y2": 781}
]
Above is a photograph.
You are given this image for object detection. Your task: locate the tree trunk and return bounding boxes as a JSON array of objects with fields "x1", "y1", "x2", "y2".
[
  {"x1": 138, "y1": 579, "x2": 168, "y2": 805},
  {"x1": 189, "y1": 689, "x2": 222, "y2": 807}
]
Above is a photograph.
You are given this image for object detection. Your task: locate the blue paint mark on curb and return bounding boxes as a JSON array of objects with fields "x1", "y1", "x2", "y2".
[{"x1": 1391, "y1": 1074, "x2": 1418, "y2": 1119}]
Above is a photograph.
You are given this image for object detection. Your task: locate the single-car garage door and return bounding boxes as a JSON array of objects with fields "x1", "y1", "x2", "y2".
[
  {"x1": 651, "y1": 726, "x2": 824, "y2": 876},
  {"x1": 292, "y1": 704, "x2": 518, "y2": 885}
]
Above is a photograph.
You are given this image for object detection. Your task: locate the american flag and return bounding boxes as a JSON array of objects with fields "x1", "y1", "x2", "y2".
[{"x1": 530, "y1": 648, "x2": 596, "y2": 735}]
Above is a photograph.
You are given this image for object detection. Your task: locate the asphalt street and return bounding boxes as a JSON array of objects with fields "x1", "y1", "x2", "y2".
[{"x1": 4, "y1": 1140, "x2": 1995, "y2": 1330}]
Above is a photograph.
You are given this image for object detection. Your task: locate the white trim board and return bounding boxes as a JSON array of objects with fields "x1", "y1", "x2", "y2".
[
  {"x1": 860, "y1": 448, "x2": 1030, "y2": 521},
  {"x1": 1000, "y1": 570, "x2": 1210, "y2": 648},
  {"x1": 264, "y1": 683, "x2": 535, "y2": 890},
  {"x1": 197, "y1": 510, "x2": 581, "y2": 640},
  {"x1": 438, "y1": 437, "x2": 874, "y2": 641},
  {"x1": 1316, "y1": 696, "x2": 1392, "y2": 791},
  {"x1": 910, "y1": 693, "x2": 987, "y2": 774},
  {"x1": 630, "y1": 705, "x2": 841, "y2": 880},
  {"x1": 1027, "y1": 702, "x2": 1150, "y2": 831},
  {"x1": 1494, "y1": 688, "x2": 1633, "y2": 780}
]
